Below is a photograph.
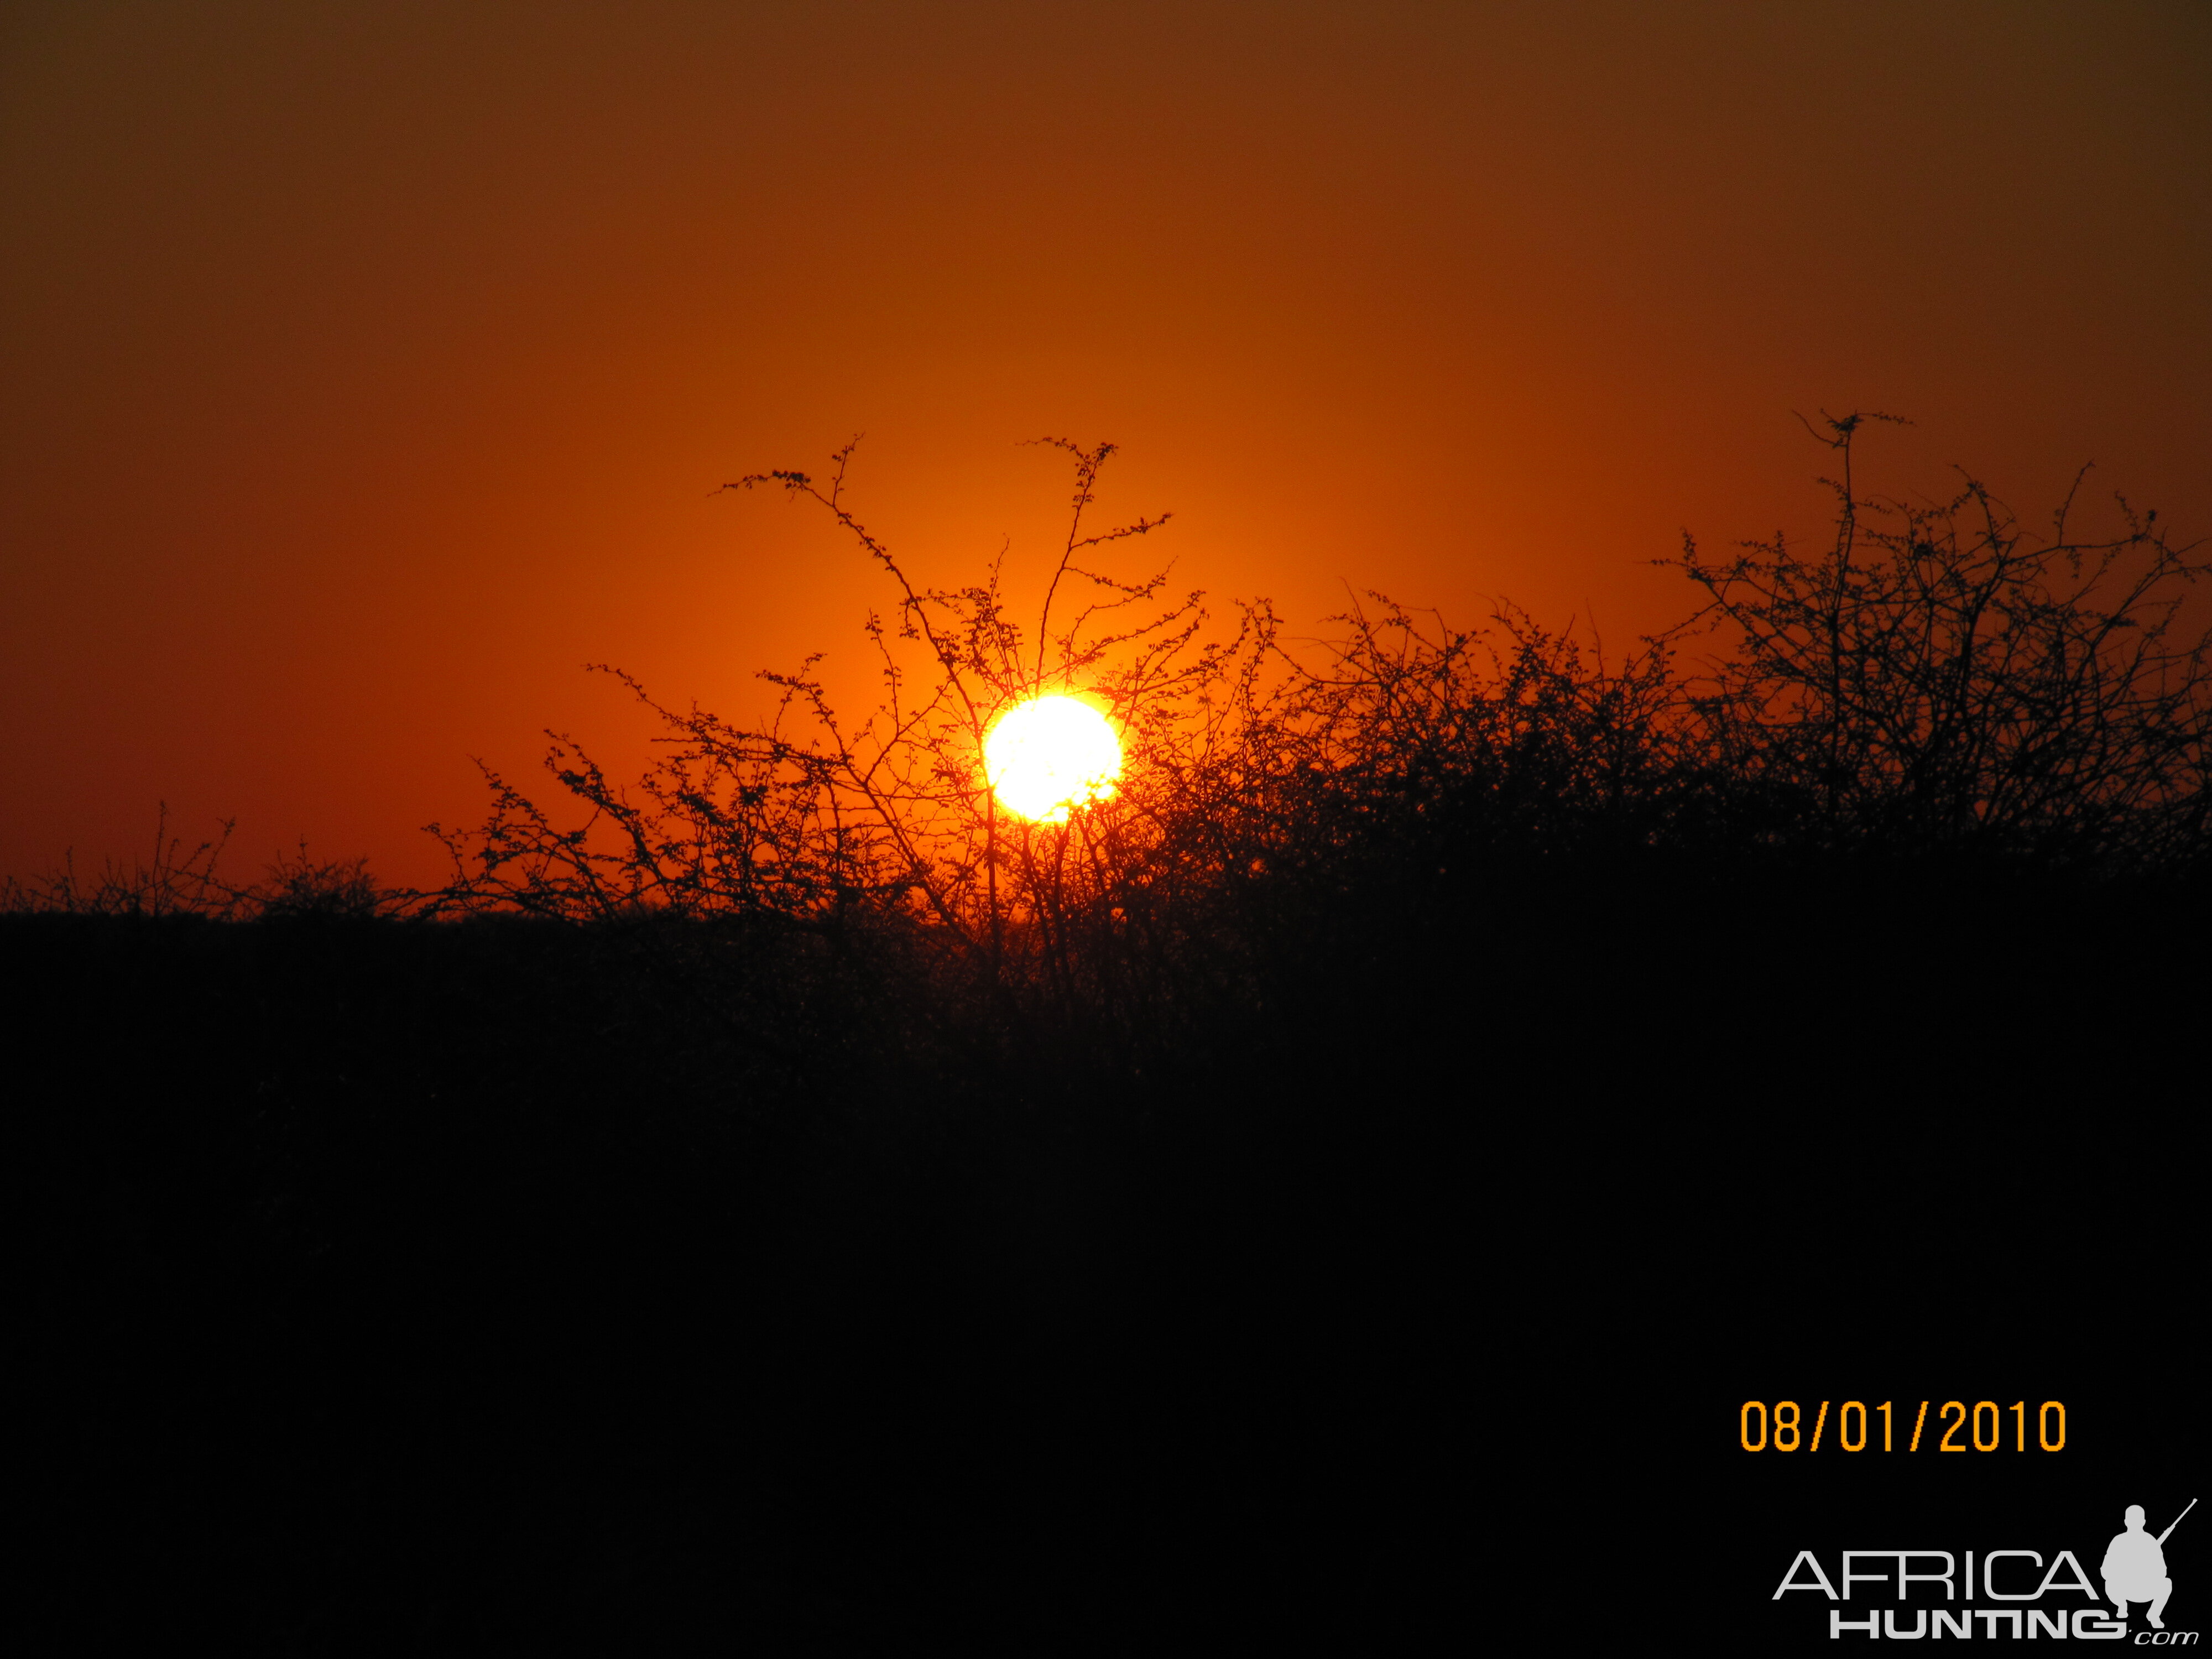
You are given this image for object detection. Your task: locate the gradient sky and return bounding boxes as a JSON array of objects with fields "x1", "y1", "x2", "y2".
[{"x1": 4, "y1": 1, "x2": 2206, "y2": 891}]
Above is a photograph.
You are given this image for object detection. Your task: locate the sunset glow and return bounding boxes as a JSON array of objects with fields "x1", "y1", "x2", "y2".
[
  {"x1": 7, "y1": 11, "x2": 2204, "y2": 1647},
  {"x1": 983, "y1": 696, "x2": 1121, "y2": 823}
]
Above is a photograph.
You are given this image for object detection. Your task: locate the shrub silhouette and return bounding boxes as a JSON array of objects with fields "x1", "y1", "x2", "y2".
[
  {"x1": 1661, "y1": 411, "x2": 2211, "y2": 872},
  {"x1": 2, "y1": 802, "x2": 248, "y2": 917},
  {"x1": 415, "y1": 415, "x2": 2209, "y2": 1051},
  {"x1": 3, "y1": 810, "x2": 394, "y2": 922},
  {"x1": 25, "y1": 416, "x2": 2198, "y2": 954}
]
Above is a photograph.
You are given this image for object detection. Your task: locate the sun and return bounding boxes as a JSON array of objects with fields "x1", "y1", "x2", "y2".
[{"x1": 984, "y1": 695, "x2": 1122, "y2": 823}]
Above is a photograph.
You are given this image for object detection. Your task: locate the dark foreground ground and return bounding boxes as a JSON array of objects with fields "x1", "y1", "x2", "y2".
[{"x1": 12, "y1": 867, "x2": 2204, "y2": 1650}]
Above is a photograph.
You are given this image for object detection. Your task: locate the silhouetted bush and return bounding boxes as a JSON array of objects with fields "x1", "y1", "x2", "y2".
[
  {"x1": 2, "y1": 803, "x2": 251, "y2": 917},
  {"x1": 410, "y1": 416, "x2": 2208, "y2": 1054},
  {"x1": 3, "y1": 812, "x2": 398, "y2": 923},
  {"x1": 1662, "y1": 412, "x2": 2211, "y2": 873}
]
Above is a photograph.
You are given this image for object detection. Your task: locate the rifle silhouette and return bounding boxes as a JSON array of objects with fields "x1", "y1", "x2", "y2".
[{"x1": 2159, "y1": 1499, "x2": 2198, "y2": 1547}]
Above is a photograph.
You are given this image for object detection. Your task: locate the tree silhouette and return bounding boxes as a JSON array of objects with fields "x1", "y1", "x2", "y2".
[{"x1": 1662, "y1": 412, "x2": 2210, "y2": 872}]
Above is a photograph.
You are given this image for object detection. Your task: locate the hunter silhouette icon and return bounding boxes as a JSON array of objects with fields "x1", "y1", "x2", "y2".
[{"x1": 2106, "y1": 1500, "x2": 2194, "y2": 1629}]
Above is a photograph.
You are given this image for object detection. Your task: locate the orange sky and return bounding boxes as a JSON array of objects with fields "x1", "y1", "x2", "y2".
[{"x1": 4, "y1": 1, "x2": 2206, "y2": 892}]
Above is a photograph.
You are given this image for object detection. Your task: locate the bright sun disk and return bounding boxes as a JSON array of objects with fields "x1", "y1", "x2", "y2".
[{"x1": 984, "y1": 696, "x2": 1121, "y2": 823}]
